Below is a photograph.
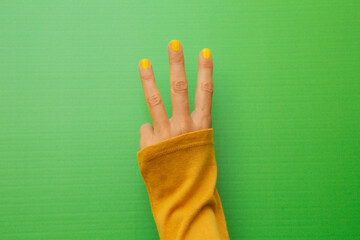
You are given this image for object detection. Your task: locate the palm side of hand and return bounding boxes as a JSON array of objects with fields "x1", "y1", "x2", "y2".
[{"x1": 138, "y1": 40, "x2": 213, "y2": 150}]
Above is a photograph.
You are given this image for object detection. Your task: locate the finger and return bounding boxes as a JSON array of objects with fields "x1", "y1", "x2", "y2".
[
  {"x1": 168, "y1": 40, "x2": 190, "y2": 118},
  {"x1": 139, "y1": 59, "x2": 169, "y2": 130},
  {"x1": 139, "y1": 123, "x2": 154, "y2": 137},
  {"x1": 194, "y1": 48, "x2": 213, "y2": 118},
  {"x1": 139, "y1": 123, "x2": 154, "y2": 149}
]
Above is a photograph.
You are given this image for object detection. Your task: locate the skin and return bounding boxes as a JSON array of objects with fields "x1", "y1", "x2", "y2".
[{"x1": 138, "y1": 41, "x2": 213, "y2": 150}]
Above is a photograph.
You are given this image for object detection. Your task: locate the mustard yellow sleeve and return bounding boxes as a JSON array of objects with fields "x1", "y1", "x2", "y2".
[{"x1": 137, "y1": 128, "x2": 230, "y2": 240}]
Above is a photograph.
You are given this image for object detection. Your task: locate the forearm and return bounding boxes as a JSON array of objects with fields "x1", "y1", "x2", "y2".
[{"x1": 137, "y1": 128, "x2": 229, "y2": 239}]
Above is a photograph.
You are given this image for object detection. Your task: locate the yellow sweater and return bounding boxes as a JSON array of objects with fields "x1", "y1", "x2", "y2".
[{"x1": 137, "y1": 128, "x2": 230, "y2": 239}]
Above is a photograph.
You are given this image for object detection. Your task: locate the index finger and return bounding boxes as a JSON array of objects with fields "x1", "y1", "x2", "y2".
[{"x1": 138, "y1": 59, "x2": 169, "y2": 130}]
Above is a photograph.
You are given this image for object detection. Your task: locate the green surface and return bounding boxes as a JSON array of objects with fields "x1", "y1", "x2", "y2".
[{"x1": 1, "y1": 1, "x2": 359, "y2": 239}]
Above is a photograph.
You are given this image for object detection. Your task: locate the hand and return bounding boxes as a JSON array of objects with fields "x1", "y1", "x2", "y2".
[{"x1": 138, "y1": 40, "x2": 213, "y2": 150}]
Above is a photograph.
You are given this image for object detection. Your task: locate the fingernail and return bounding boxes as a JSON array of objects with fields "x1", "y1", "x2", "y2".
[
  {"x1": 140, "y1": 59, "x2": 149, "y2": 69},
  {"x1": 170, "y1": 40, "x2": 180, "y2": 51},
  {"x1": 202, "y1": 48, "x2": 211, "y2": 59}
]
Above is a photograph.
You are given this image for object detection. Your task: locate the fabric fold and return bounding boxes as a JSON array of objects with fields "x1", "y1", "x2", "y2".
[{"x1": 137, "y1": 128, "x2": 229, "y2": 240}]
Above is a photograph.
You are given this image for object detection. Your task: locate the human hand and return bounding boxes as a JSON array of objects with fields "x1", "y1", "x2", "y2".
[{"x1": 138, "y1": 40, "x2": 213, "y2": 150}]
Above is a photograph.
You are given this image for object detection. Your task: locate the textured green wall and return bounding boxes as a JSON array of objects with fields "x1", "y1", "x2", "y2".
[{"x1": 1, "y1": 1, "x2": 359, "y2": 239}]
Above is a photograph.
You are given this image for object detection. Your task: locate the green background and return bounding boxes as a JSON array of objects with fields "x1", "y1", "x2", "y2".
[{"x1": 1, "y1": 1, "x2": 359, "y2": 239}]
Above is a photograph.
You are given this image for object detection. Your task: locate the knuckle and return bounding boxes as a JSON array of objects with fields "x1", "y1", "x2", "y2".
[
  {"x1": 140, "y1": 123, "x2": 150, "y2": 129},
  {"x1": 179, "y1": 125, "x2": 191, "y2": 135},
  {"x1": 141, "y1": 73, "x2": 154, "y2": 81},
  {"x1": 146, "y1": 94, "x2": 162, "y2": 107},
  {"x1": 198, "y1": 115, "x2": 212, "y2": 128},
  {"x1": 202, "y1": 82, "x2": 214, "y2": 93},
  {"x1": 172, "y1": 80, "x2": 188, "y2": 93},
  {"x1": 199, "y1": 60, "x2": 213, "y2": 69},
  {"x1": 139, "y1": 123, "x2": 150, "y2": 135},
  {"x1": 169, "y1": 53, "x2": 184, "y2": 64},
  {"x1": 155, "y1": 127, "x2": 171, "y2": 138},
  {"x1": 175, "y1": 118, "x2": 192, "y2": 135}
]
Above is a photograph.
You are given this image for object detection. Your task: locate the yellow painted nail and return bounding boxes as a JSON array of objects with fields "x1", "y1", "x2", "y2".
[
  {"x1": 140, "y1": 59, "x2": 149, "y2": 69},
  {"x1": 170, "y1": 40, "x2": 180, "y2": 51},
  {"x1": 202, "y1": 48, "x2": 211, "y2": 59}
]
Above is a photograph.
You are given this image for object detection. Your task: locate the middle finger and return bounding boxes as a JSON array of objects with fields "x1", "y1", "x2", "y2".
[{"x1": 168, "y1": 40, "x2": 190, "y2": 119}]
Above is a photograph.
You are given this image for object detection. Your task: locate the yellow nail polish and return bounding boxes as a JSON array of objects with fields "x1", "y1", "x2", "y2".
[
  {"x1": 202, "y1": 48, "x2": 211, "y2": 59},
  {"x1": 170, "y1": 40, "x2": 180, "y2": 51},
  {"x1": 140, "y1": 59, "x2": 149, "y2": 69}
]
